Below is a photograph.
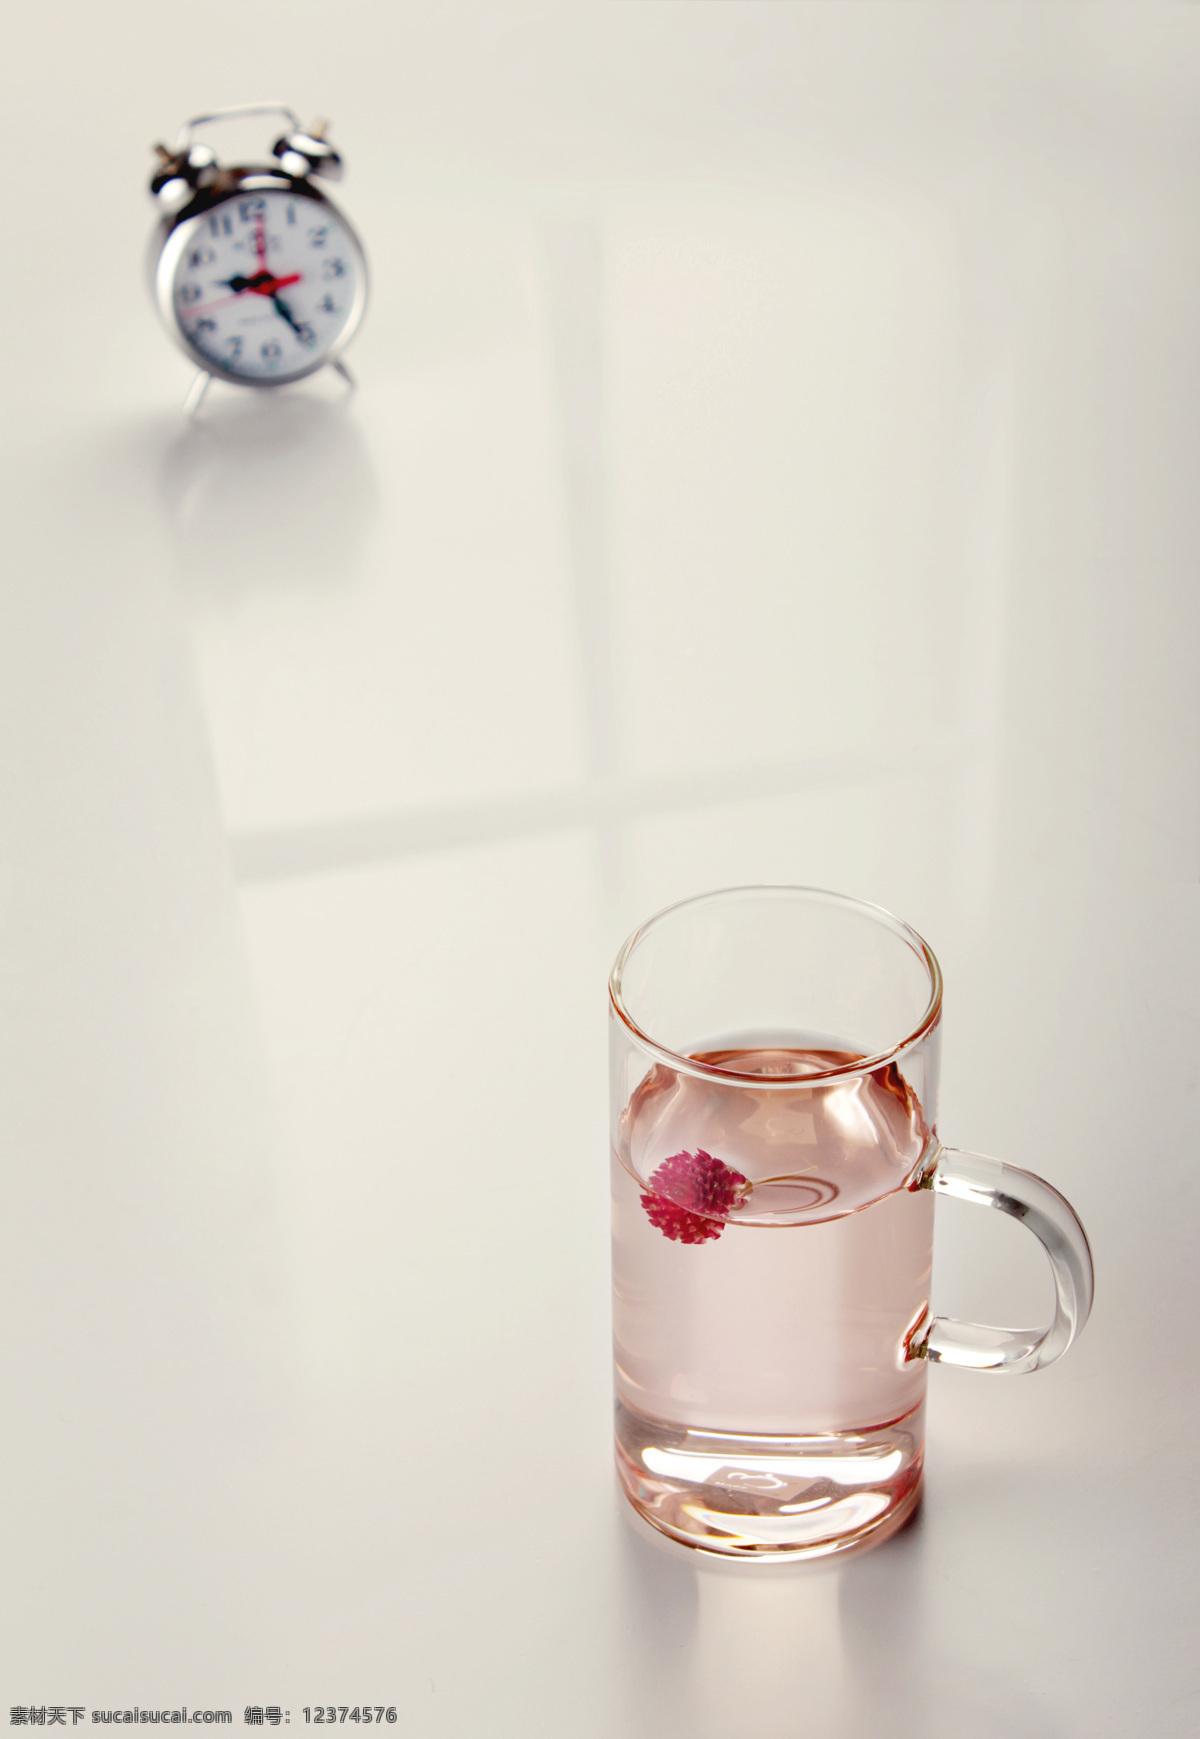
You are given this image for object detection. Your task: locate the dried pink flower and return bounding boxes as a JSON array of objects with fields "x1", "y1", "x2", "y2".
[{"x1": 640, "y1": 1149, "x2": 749, "y2": 1244}]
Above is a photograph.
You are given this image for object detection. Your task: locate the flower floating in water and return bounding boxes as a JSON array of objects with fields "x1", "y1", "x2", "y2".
[{"x1": 640, "y1": 1149, "x2": 749, "y2": 1244}]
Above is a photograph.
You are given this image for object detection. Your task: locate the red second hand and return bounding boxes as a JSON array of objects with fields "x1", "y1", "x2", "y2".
[
  {"x1": 250, "y1": 272, "x2": 302, "y2": 295},
  {"x1": 183, "y1": 273, "x2": 304, "y2": 321},
  {"x1": 182, "y1": 290, "x2": 254, "y2": 319}
]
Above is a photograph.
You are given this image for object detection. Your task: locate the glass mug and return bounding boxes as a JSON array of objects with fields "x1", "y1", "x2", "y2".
[{"x1": 609, "y1": 887, "x2": 1093, "y2": 1558}]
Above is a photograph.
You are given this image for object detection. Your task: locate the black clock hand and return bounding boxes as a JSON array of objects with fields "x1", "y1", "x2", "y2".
[
  {"x1": 219, "y1": 271, "x2": 273, "y2": 294},
  {"x1": 212, "y1": 271, "x2": 309, "y2": 339},
  {"x1": 270, "y1": 293, "x2": 305, "y2": 338}
]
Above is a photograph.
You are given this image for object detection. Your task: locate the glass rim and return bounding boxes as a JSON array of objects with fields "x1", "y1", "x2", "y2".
[{"x1": 608, "y1": 884, "x2": 944, "y2": 1088}]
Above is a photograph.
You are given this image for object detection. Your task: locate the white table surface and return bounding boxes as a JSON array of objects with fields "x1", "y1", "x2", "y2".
[{"x1": 2, "y1": 6, "x2": 1197, "y2": 1734}]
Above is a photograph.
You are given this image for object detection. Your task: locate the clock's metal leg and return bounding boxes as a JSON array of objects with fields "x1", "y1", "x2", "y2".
[
  {"x1": 183, "y1": 370, "x2": 212, "y2": 417},
  {"x1": 331, "y1": 358, "x2": 357, "y2": 390}
]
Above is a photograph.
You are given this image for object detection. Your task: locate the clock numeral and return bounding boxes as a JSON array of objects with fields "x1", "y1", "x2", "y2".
[
  {"x1": 238, "y1": 197, "x2": 266, "y2": 223},
  {"x1": 322, "y1": 257, "x2": 348, "y2": 280},
  {"x1": 187, "y1": 245, "x2": 216, "y2": 270},
  {"x1": 286, "y1": 202, "x2": 298, "y2": 226},
  {"x1": 318, "y1": 294, "x2": 339, "y2": 315},
  {"x1": 308, "y1": 225, "x2": 330, "y2": 248},
  {"x1": 208, "y1": 213, "x2": 232, "y2": 238},
  {"x1": 194, "y1": 318, "x2": 217, "y2": 335},
  {"x1": 261, "y1": 341, "x2": 283, "y2": 361},
  {"x1": 178, "y1": 283, "x2": 203, "y2": 306},
  {"x1": 226, "y1": 336, "x2": 243, "y2": 362}
]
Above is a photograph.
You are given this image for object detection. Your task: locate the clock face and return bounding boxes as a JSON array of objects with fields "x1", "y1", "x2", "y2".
[{"x1": 164, "y1": 187, "x2": 366, "y2": 383}]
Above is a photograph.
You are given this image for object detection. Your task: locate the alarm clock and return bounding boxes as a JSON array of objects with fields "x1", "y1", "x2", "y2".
[{"x1": 149, "y1": 104, "x2": 368, "y2": 409}]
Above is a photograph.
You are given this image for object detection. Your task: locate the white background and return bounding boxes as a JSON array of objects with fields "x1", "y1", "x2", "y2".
[{"x1": 1, "y1": 4, "x2": 1197, "y2": 1734}]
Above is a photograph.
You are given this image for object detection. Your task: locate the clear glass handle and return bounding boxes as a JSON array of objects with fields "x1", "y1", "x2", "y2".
[{"x1": 909, "y1": 1146, "x2": 1095, "y2": 1373}]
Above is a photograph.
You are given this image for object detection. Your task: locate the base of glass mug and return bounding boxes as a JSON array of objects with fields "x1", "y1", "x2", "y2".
[{"x1": 615, "y1": 1398, "x2": 924, "y2": 1559}]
